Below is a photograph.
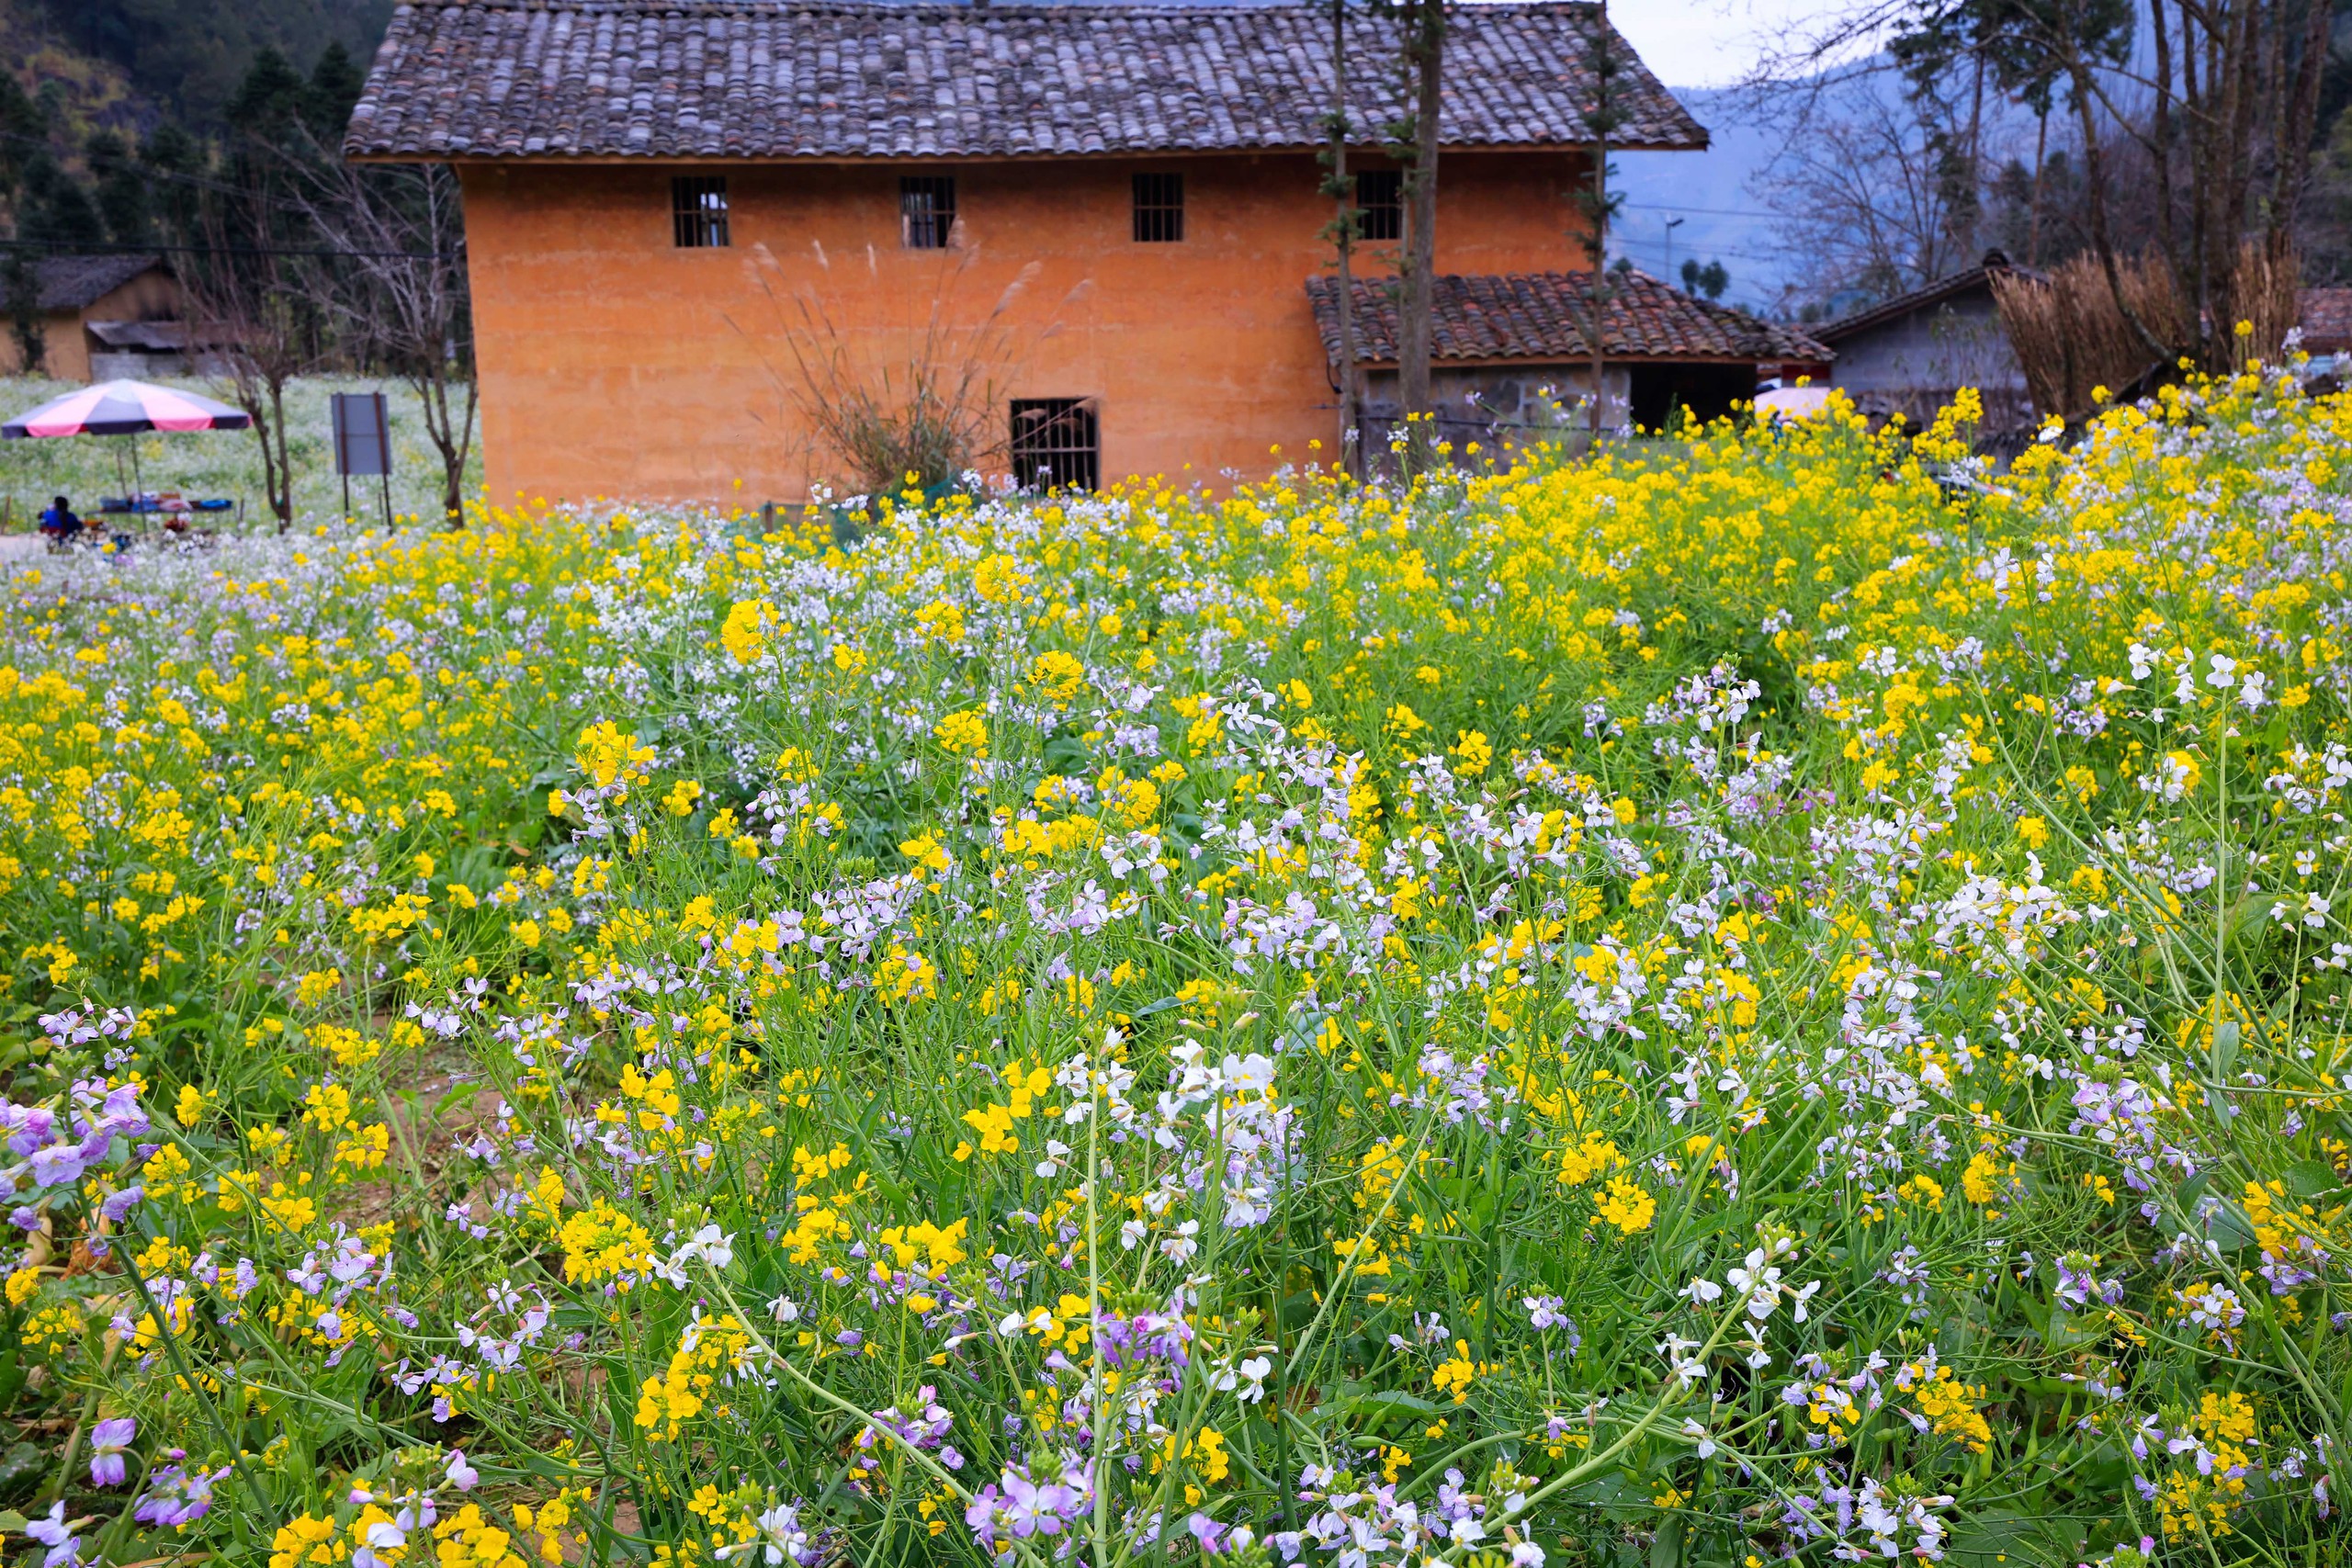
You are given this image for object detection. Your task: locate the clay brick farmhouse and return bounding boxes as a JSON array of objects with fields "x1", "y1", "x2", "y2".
[{"x1": 346, "y1": 0, "x2": 1825, "y2": 502}]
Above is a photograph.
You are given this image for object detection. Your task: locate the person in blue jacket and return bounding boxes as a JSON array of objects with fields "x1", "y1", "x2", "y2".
[{"x1": 38, "y1": 495, "x2": 82, "y2": 546}]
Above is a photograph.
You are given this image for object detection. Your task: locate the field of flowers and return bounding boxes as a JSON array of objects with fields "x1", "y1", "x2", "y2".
[{"x1": 0, "y1": 372, "x2": 2347, "y2": 1568}]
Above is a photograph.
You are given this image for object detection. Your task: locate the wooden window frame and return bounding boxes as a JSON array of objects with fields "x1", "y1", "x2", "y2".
[
  {"x1": 1010, "y1": 399, "x2": 1100, "y2": 491},
  {"x1": 1355, "y1": 169, "x2": 1402, "y2": 243},
  {"x1": 1132, "y1": 172, "x2": 1184, "y2": 243},
  {"x1": 672, "y1": 175, "x2": 730, "y2": 248},
  {"x1": 900, "y1": 175, "x2": 957, "y2": 249}
]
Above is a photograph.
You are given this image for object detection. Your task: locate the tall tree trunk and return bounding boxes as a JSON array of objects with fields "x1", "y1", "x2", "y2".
[
  {"x1": 2269, "y1": 0, "x2": 2331, "y2": 246},
  {"x1": 2029, "y1": 106, "x2": 2048, "y2": 265},
  {"x1": 1587, "y1": 0, "x2": 1614, "y2": 442},
  {"x1": 1329, "y1": 0, "x2": 1362, "y2": 470},
  {"x1": 2229, "y1": 0, "x2": 2261, "y2": 234},
  {"x1": 1396, "y1": 0, "x2": 1442, "y2": 468},
  {"x1": 263, "y1": 374, "x2": 294, "y2": 527},
  {"x1": 1588, "y1": 166, "x2": 1608, "y2": 442},
  {"x1": 2069, "y1": 62, "x2": 2176, "y2": 366},
  {"x1": 1955, "y1": 50, "x2": 1985, "y2": 262},
  {"x1": 413, "y1": 361, "x2": 477, "y2": 525},
  {"x1": 2150, "y1": 2, "x2": 2178, "y2": 270},
  {"x1": 2207, "y1": 0, "x2": 2261, "y2": 361},
  {"x1": 2182, "y1": 0, "x2": 2211, "y2": 331}
]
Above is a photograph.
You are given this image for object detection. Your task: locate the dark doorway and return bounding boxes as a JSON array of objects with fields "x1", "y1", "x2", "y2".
[{"x1": 1626, "y1": 363, "x2": 1758, "y2": 430}]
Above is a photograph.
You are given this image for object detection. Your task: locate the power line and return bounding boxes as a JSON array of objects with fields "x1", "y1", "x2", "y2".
[
  {"x1": 1620, "y1": 200, "x2": 1791, "y2": 220},
  {"x1": 1616, "y1": 238, "x2": 1793, "y2": 267},
  {"x1": 0, "y1": 237, "x2": 447, "y2": 262}
]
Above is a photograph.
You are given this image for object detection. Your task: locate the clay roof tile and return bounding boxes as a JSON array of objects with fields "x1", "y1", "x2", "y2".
[
  {"x1": 347, "y1": 0, "x2": 1706, "y2": 160},
  {"x1": 1306, "y1": 269, "x2": 1831, "y2": 366}
]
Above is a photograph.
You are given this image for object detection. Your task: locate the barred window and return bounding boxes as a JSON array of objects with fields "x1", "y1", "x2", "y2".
[
  {"x1": 1132, "y1": 172, "x2": 1184, "y2": 243},
  {"x1": 1355, "y1": 169, "x2": 1402, "y2": 242},
  {"x1": 1010, "y1": 399, "x2": 1099, "y2": 491},
  {"x1": 672, "y1": 176, "x2": 729, "y2": 248},
  {"x1": 901, "y1": 175, "x2": 957, "y2": 249}
]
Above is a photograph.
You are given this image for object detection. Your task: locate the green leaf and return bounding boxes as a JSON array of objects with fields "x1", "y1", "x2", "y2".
[
  {"x1": 1945, "y1": 1506, "x2": 2084, "y2": 1568},
  {"x1": 2040, "y1": 1308, "x2": 2099, "y2": 1351},
  {"x1": 1648, "y1": 1513, "x2": 1684, "y2": 1568},
  {"x1": 2206, "y1": 1202, "x2": 2258, "y2": 1254},
  {"x1": 0, "y1": 1442, "x2": 42, "y2": 1506},
  {"x1": 1335, "y1": 1389, "x2": 1441, "y2": 1433},
  {"x1": 2208, "y1": 1019, "x2": 2240, "y2": 1080},
  {"x1": 2285, "y1": 1158, "x2": 2340, "y2": 1200}
]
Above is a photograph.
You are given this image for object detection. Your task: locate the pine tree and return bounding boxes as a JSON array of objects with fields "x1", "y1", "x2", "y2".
[
  {"x1": 89, "y1": 130, "x2": 152, "y2": 247},
  {"x1": 304, "y1": 42, "x2": 366, "y2": 140}
]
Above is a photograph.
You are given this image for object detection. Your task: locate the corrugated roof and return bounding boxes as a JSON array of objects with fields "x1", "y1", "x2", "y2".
[
  {"x1": 34, "y1": 254, "x2": 167, "y2": 313},
  {"x1": 1307, "y1": 269, "x2": 1829, "y2": 365},
  {"x1": 345, "y1": 0, "x2": 1707, "y2": 160},
  {"x1": 85, "y1": 320, "x2": 198, "y2": 351}
]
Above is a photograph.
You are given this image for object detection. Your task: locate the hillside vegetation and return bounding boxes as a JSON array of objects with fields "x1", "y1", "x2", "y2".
[{"x1": 10, "y1": 0, "x2": 387, "y2": 132}]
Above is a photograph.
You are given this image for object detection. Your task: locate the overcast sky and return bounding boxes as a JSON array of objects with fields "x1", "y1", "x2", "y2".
[
  {"x1": 1608, "y1": 0, "x2": 1845, "y2": 87},
  {"x1": 1600, "y1": 0, "x2": 1874, "y2": 307}
]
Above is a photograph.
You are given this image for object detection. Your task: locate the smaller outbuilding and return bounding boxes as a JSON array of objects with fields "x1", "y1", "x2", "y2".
[
  {"x1": 1307, "y1": 268, "x2": 1832, "y2": 443},
  {"x1": 1814, "y1": 250, "x2": 2034, "y2": 431},
  {"x1": 2298, "y1": 288, "x2": 2352, "y2": 357},
  {"x1": 2, "y1": 255, "x2": 209, "y2": 384}
]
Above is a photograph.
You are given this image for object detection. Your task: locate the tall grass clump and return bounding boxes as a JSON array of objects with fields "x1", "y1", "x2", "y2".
[{"x1": 1, "y1": 373, "x2": 2352, "y2": 1568}]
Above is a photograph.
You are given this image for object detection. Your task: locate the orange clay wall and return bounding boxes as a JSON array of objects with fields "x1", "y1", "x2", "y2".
[{"x1": 457, "y1": 151, "x2": 1594, "y2": 505}]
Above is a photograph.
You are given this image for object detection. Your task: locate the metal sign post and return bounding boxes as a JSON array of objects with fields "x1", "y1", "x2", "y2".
[{"x1": 331, "y1": 392, "x2": 393, "y2": 531}]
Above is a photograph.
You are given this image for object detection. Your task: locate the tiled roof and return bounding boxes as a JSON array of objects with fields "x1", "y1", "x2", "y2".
[
  {"x1": 35, "y1": 254, "x2": 167, "y2": 313},
  {"x1": 1306, "y1": 269, "x2": 1830, "y2": 365},
  {"x1": 2301, "y1": 288, "x2": 2352, "y2": 355},
  {"x1": 345, "y1": 0, "x2": 1706, "y2": 160}
]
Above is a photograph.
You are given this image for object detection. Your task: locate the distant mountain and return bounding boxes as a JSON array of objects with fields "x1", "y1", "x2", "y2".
[
  {"x1": 12, "y1": 0, "x2": 389, "y2": 131},
  {"x1": 0, "y1": 0, "x2": 136, "y2": 137},
  {"x1": 1611, "y1": 86, "x2": 1797, "y2": 314}
]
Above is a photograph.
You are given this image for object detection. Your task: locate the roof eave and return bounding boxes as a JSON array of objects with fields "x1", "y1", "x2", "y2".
[
  {"x1": 349, "y1": 137, "x2": 1706, "y2": 164},
  {"x1": 1815, "y1": 268, "x2": 2000, "y2": 342},
  {"x1": 1340, "y1": 352, "x2": 1826, "y2": 368}
]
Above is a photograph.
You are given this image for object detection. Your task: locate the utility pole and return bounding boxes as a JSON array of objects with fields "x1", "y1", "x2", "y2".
[{"x1": 1664, "y1": 215, "x2": 1683, "y2": 288}]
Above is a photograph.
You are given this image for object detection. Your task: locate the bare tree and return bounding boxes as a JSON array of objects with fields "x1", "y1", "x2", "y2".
[
  {"x1": 730, "y1": 242, "x2": 1052, "y2": 497},
  {"x1": 183, "y1": 185, "x2": 317, "y2": 529},
  {"x1": 296, "y1": 159, "x2": 477, "y2": 524},
  {"x1": 1757, "y1": 73, "x2": 1983, "y2": 301},
  {"x1": 1757, "y1": 0, "x2": 2331, "y2": 374},
  {"x1": 1383, "y1": 0, "x2": 1446, "y2": 468}
]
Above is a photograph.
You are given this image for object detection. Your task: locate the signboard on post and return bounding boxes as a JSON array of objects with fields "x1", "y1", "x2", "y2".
[{"x1": 332, "y1": 392, "x2": 392, "y2": 529}]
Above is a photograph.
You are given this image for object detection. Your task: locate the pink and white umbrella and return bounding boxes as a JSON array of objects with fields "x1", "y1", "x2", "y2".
[{"x1": 3, "y1": 378, "x2": 250, "y2": 439}]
